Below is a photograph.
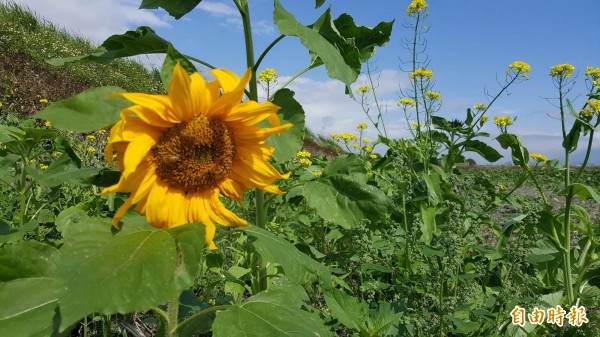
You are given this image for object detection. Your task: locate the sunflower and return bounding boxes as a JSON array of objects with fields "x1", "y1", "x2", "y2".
[{"x1": 101, "y1": 63, "x2": 292, "y2": 249}]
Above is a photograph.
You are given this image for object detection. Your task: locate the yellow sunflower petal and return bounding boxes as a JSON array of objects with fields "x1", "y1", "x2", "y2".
[
  {"x1": 189, "y1": 72, "x2": 212, "y2": 117},
  {"x1": 107, "y1": 164, "x2": 157, "y2": 227},
  {"x1": 168, "y1": 63, "x2": 195, "y2": 121},
  {"x1": 206, "y1": 189, "x2": 249, "y2": 227},
  {"x1": 209, "y1": 69, "x2": 252, "y2": 118},
  {"x1": 218, "y1": 178, "x2": 244, "y2": 203},
  {"x1": 121, "y1": 133, "x2": 158, "y2": 179},
  {"x1": 225, "y1": 101, "x2": 280, "y2": 125},
  {"x1": 144, "y1": 182, "x2": 170, "y2": 228},
  {"x1": 211, "y1": 68, "x2": 242, "y2": 93},
  {"x1": 117, "y1": 94, "x2": 178, "y2": 126},
  {"x1": 188, "y1": 193, "x2": 218, "y2": 249}
]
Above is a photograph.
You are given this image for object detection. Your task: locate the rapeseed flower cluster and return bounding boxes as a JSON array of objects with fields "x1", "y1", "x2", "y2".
[
  {"x1": 508, "y1": 61, "x2": 531, "y2": 80},
  {"x1": 406, "y1": 0, "x2": 428, "y2": 16},
  {"x1": 258, "y1": 68, "x2": 278, "y2": 83},
  {"x1": 474, "y1": 103, "x2": 487, "y2": 111},
  {"x1": 39, "y1": 98, "x2": 49, "y2": 104},
  {"x1": 425, "y1": 91, "x2": 441, "y2": 100},
  {"x1": 550, "y1": 64, "x2": 575, "y2": 78},
  {"x1": 357, "y1": 122, "x2": 368, "y2": 130},
  {"x1": 588, "y1": 100, "x2": 600, "y2": 113},
  {"x1": 480, "y1": 116, "x2": 489, "y2": 124},
  {"x1": 410, "y1": 68, "x2": 433, "y2": 80},
  {"x1": 585, "y1": 66, "x2": 600, "y2": 79},
  {"x1": 493, "y1": 116, "x2": 513, "y2": 127},
  {"x1": 295, "y1": 150, "x2": 312, "y2": 166},
  {"x1": 356, "y1": 85, "x2": 371, "y2": 94},
  {"x1": 397, "y1": 97, "x2": 416, "y2": 108},
  {"x1": 530, "y1": 153, "x2": 548, "y2": 163}
]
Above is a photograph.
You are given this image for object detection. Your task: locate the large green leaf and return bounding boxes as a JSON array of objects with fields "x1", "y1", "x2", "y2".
[
  {"x1": 559, "y1": 183, "x2": 600, "y2": 202},
  {"x1": 303, "y1": 156, "x2": 388, "y2": 228},
  {"x1": 462, "y1": 139, "x2": 502, "y2": 162},
  {"x1": 47, "y1": 26, "x2": 169, "y2": 66},
  {"x1": 139, "y1": 0, "x2": 202, "y2": 20},
  {"x1": 495, "y1": 133, "x2": 529, "y2": 167},
  {"x1": 273, "y1": 0, "x2": 356, "y2": 85},
  {"x1": 267, "y1": 88, "x2": 305, "y2": 162},
  {"x1": 241, "y1": 226, "x2": 331, "y2": 287},
  {"x1": 55, "y1": 218, "x2": 205, "y2": 330},
  {"x1": 333, "y1": 14, "x2": 393, "y2": 62},
  {"x1": 419, "y1": 204, "x2": 438, "y2": 245},
  {"x1": 212, "y1": 279, "x2": 332, "y2": 337},
  {"x1": 0, "y1": 241, "x2": 61, "y2": 337},
  {"x1": 34, "y1": 86, "x2": 130, "y2": 133},
  {"x1": 26, "y1": 154, "x2": 103, "y2": 188}
]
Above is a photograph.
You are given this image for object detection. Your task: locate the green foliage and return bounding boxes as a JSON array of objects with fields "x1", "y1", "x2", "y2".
[{"x1": 267, "y1": 88, "x2": 306, "y2": 162}]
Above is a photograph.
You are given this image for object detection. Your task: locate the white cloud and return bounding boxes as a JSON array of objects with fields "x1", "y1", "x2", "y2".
[
  {"x1": 7, "y1": 0, "x2": 170, "y2": 44},
  {"x1": 198, "y1": 0, "x2": 274, "y2": 35}
]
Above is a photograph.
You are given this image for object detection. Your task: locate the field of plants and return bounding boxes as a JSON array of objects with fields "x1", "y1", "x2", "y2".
[{"x1": 1, "y1": 1, "x2": 599, "y2": 336}]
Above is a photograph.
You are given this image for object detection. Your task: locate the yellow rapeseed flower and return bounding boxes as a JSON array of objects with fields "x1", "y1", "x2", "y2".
[
  {"x1": 357, "y1": 122, "x2": 368, "y2": 130},
  {"x1": 101, "y1": 64, "x2": 292, "y2": 249},
  {"x1": 508, "y1": 61, "x2": 531, "y2": 80},
  {"x1": 588, "y1": 99, "x2": 600, "y2": 113},
  {"x1": 409, "y1": 68, "x2": 433, "y2": 80},
  {"x1": 312, "y1": 171, "x2": 322, "y2": 178},
  {"x1": 581, "y1": 109, "x2": 594, "y2": 118},
  {"x1": 480, "y1": 116, "x2": 489, "y2": 124},
  {"x1": 425, "y1": 91, "x2": 441, "y2": 100},
  {"x1": 87, "y1": 135, "x2": 96, "y2": 141},
  {"x1": 406, "y1": 0, "x2": 428, "y2": 16},
  {"x1": 369, "y1": 154, "x2": 378, "y2": 159},
  {"x1": 530, "y1": 153, "x2": 548, "y2": 163},
  {"x1": 362, "y1": 138, "x2": 370, "y2": 144},
  {"x1": 295, "y1": 150, "x2": 312, "y2": 158},
  {"x1": 258, "y1": 68, "x2": 278, "y2": 83},
  {"x1": 39, "y1": 98, "x2": 49, "y2": 104},
  {"x1": 474, "y1": 103, "x2": 487, "y2": 111},
  {"x1": 44, "y1": 121, "x2": 52, "y2": 128},
  {"x1": 362, "y1": 145, "x2": 373, "y2": 152},
  {"x1": 356, "y1": 85, "x2": 371, "y2": 94},
  {"x1": 493, "y1": 116, "x2": 513, "y2": 127},
  {"x1": 352, "y1": 143, "x2": 360, "y2": 149},
  {"x1": 397, "y1": 97, "x2": 416, "y2": 108},
  {"x1": 52, "y1": 151, "x2": 62, "y2": 157},
  {"x1": 340, "y1": 133, "x2": 358, "y2": 141},
  {"x1": 550, "y1": 64, "x2": 575, "y2": 78},
  {"x1": 97, "y1": 129, "x2": 107, "y2": 135},
  {"x1": 298, "y1": 158, "x2": 312, "y2": 166},
  {"x1": 87, "y1": 146, "x2": 96, "y2": 153},
  {"x1": 584, "y1": 66, "x2": 600, "y2": 79},
  {"x1": 39, "y1": 164, "x2": 49, "y2": 170}
]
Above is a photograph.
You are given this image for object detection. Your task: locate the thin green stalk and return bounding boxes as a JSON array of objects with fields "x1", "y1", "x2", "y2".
[
  {"x1": 254, "y1": 34, "x2": 285, "y2": 72},
  {"x1": 18, "y1": 157, "x2": 28, "y2": 227},
  {"x1": 173, "y1": 305, "x2": 230, "y2": 335},
  {"x1": 182, "y1": 54, "x2": 217, "y2": 70},
  {"x1": 525, "y1": 167, "x2": 549, "y2": 205},
  {"x1": 574, "y1": 128, "x2": 595, "y2": 183},
  {"x1": 365, "y1": 61, "x2": 388, "y2": 138}
]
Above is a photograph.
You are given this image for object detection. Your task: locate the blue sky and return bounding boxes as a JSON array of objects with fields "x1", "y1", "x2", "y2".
[{"x1": 8, "y1": 0, "x2": 600, "y2": 164}]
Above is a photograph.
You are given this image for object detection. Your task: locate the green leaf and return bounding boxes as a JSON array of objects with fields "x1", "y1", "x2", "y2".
[
  {"x1": 55, "y1": 219, "x2": 205, "y2": 330},
  {"x1": 139, "y1": 0, "x2": 202, "y2": 20},
  {"x1": 161, "y1": 44, "x2": 197, "y2": 91},
  {"x1": 0, "y1": 241, "x2": 59, "y2": 282},
  {"x1": 273, "y1": 0, "x2": 356, "y2": 85},
  {"x1": 496, "y1": 133, "x2": 529, "y2": 167},
  {"x1": 324, "y1": 289, "x2": 366, "y2": 331},
  {"x1": 241, "y1": 226, "x2": 331, "y2": 287},
  {"x1": 559, "y1": 183, "x2": 600, "y2": 202},
  {"x1": 47, "y1": 27, "x2": 170, "y2": 66},
  {"x1": 462, "y1": 139, "x2": 502, "y2": 162},
  {"x1": 212, "y1": 279, "x2": 331, "y2": 337},
  {"x1": 0, "y1": 278, "x2": 60, "y2": 337},
  {"x1": 267, "y1": 89, "x2": 306, "y2": 162},
  {"x1": 54, "y1": 205, "x2": 89, "y2": 234},
  {"x1": 447, "y1": 316, "x2": 479, "y2": 334},
  {"x1": 34, "y1": 86, "x2": 130, "y2": 133},
  {"x1": 419, "y1": 204, "x2": 437, "y2": 245},
  {"x1": 332, "y1": 14, "x2": 393, "y2": 63},
  {"x1": 563, "y1": 120, "x2": 582, "y2": 153},
  {"x1": 26, "y1": 154, "x2": 103, "y2": 188},
  {"x1": 177, "y1": 290, "x2": 213, "y2": 337},
  {"x1": 0, "y1": 125, "x2": 26, "y2": 142},
  {"x1": 0, "y1": 242, "x2": 61, "y2": 337},
  {"x1": 303, "y1": 156, "x2": 388, "y2": 228},
  {"x1": 315, "y1": 0, "x2": 325, "y2": 8}
]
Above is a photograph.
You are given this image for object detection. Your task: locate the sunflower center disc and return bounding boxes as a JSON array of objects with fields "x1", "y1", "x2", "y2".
[{"x1": 152, "y1": 115, "x2": 236, "y2": 193}]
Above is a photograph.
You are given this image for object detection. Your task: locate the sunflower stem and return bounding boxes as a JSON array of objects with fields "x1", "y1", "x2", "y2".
[
  {"x1": 239, "y1": 0, "x2": 269, "y2": 293},
  {"x1": 166, "y1": 296, "x2": 180, "y2": 337}
]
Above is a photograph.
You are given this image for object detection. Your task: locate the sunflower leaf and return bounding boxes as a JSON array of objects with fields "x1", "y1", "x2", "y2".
[
  {"x1": 55, "y1": 219, "x2": 205, "y2": 330},
  {"x1": 268, "y1": 88, "x2": 305, "y2": 162},
  {"x1": 34, "y1": 86, "x2": 130, "y2": 133},
  {"x1": 273, "y1": 0, "x2": 356, "y2": 85},
  {"x1": 303, "y1": 155, "x2": 389, "y2": 228},
  {"x1": 139, "y1": 0, "x2": 202, "y2": 20},
  {"x1": 241, "y1": 226, "x2": 331, "y2": 287},
  {"x1": 47, "y1": 26, "x2": 169, "y2": 66},
  {"x1": 212, "y1": 279, "x2": 332, "y2": 337},
  {"x1": 0, "y1": 241, "x2": 61, "y2": 337}
]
